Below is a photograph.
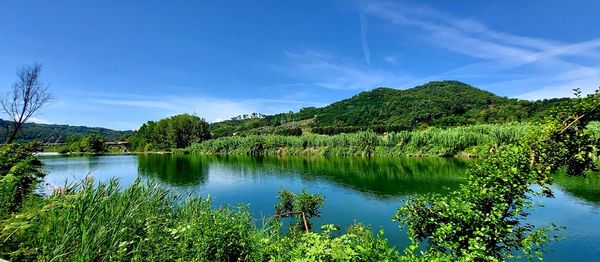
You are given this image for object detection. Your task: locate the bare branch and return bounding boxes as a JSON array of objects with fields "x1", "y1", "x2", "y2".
[{"x1": 1, "y1": 63, "x2": 53, "y2": 143}]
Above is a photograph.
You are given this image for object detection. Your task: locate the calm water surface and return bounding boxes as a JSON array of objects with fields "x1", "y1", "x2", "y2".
[{"x1": 41, "y1": 154, "x2": 600, "y2": 261}]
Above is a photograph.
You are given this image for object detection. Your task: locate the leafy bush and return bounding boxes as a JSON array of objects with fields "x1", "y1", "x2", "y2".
[
  {"x1": 261, "y1": 224, "x2": 399, "y2": 261},
  {"x1": 1, "y1": 180, "x2": 400, "y2": 261},
  {"x1": 0, "y1": 143, "x2": 45, "y2": 216},
  {"x1": 395, "y1": 89, "x2": 600, "y2": 260},
  {"x1": 275, "y1": 189, "x2": 324, "y2": 232}
]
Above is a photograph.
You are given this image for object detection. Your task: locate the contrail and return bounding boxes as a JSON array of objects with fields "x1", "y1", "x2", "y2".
[{"x1": 360, "y1": 13, "x2": 371, "y2": 69}]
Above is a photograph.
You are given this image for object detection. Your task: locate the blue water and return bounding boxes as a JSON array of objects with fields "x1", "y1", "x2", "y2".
[{"x1": 41, "y1": 154, "x2": 600, "y2": 261}]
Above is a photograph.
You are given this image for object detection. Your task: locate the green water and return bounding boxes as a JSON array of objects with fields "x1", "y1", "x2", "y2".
[{"x1": 41, "y1": 154, "x2": 600, "y2": 261}]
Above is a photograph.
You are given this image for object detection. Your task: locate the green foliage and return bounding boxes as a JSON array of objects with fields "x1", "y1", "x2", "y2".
[
  {"x1": 208, "y1": 81, "x2": 568, "y2": 137},
  {"x1": 185, "y1": 123, "x2": 534, "y2": 158},
  {"x1": 395, "y1": 88, "x2": 600, "y2": 260},
  {"x1": 0, "y1": 143, "x2": 45, "y2": 217},
  {"x1": 1, "y1": 180, "x2": 399, "y2": 262},
  {"x1": 397, "y1": 145, "x2": 561, "y2": 260},
  {"x1": 275, "y1": 127, "x2": 303, "y2": 136},
  {"x1": 261, "y1": 224, "x2": 400, "y2": 261},
  {"x1": 79, "y1": 133, "x2": 105, "y2": 153},
  {"x1": 56, "y1": 133, "x2": 106, "y2": 153},
  {"x1": 0, "y1": 118, "x2": 131, "y2": 143},
  {"x1": 275, "y1": 189, "x2": 325, "y2": 232},
  {"x1": 0, "y1": 180, "x2": 262, "y2": 261},
  {"x1": 127, "y1": 113, "x2": 210, "y2": 151}
]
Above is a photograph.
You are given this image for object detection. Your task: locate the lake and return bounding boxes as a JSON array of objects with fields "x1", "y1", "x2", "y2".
[{"x1": 41, "y1": 154, "x2": 600, "y2": 261}]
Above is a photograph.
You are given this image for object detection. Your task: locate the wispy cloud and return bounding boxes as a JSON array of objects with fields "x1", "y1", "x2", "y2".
[
  {"x1": 355, "y1": 0, "x2": 600, "y2": 99},
  {"x1": 359, "y1": 13, "x2": 371, "y2": 69},
  {"x1": 89, "y1": 93, "x2": 323, "y2": 125},
  {"x1": 281, "y1": 50, "x2": 412, "y2": 90}
]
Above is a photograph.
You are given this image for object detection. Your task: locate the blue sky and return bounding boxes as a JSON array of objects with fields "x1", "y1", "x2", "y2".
[{"x1": 1, "y1": 0, "x2": 600, "y2": 130}]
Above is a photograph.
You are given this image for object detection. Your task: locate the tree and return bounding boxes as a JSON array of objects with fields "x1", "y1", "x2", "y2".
[
  {"x1": 1, "y1": 64, "x2": 52, "y2": 144},
  {"x1": 126, "y1": 114, "x2": 211, "y2": 151},
  {"x1": 274, "y1": 189, "x2": 324, "y2": 233},
  {"x1": 79, "y1": 134, "x2": 105, "y2": 153},
  {"x1": 0, "y1": 142, "x2": 45, "y2": 214},
  {"x1": 166, "y1": 114, "x2": 210, "y2": 148},
  {"x1": 396, "y1": 88, "x2": 600, "y2": 260}
]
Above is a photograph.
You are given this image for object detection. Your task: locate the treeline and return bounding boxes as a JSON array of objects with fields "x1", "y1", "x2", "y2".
[
  {"x1": 181, "y1": 123, "x2": 534, "y2": 157},
  {"x1": 0, "y1": 119, "x2": 131, "y2": 143},
  {"x1": 2, "y1": 91, "x2": 600, "y2": 261},
  {"x1": 125, "y1": 114, "x2": 211, "y2": 152},
  {"x1": 207, "y1": 81, "x2": 569, "y2": 137},
  {"x1": 48, "y1": 134, "x2": 107, "y2": 153},
  {"x1": 5, "y1": 80, "x2": 573, "y2": 147}
]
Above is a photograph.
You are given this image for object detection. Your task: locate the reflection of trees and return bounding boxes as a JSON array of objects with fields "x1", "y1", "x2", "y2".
[
  {"x1": 84, "y1": 155, "x2": 101, "y2": 172},
  {"x1": 136, "y1": 154, "x2": 600, "y2": 205},
  {"x1": 554, "y1": 172, "x2": 600, "y2": 204},
  {"x1": 138, "y1": 154, "x2": 208, "y2": 186},
  {"x1": 205, "y1": 155, "x2": 468, "y2": 197}
]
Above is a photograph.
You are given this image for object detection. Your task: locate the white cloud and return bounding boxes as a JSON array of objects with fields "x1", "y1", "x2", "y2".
[
  {"x1": 359, "y1": 13, "x2": 371, "y2": 68},
  {"x1": 90, "y1": 94, "x2": 323, "y2": 124},
  {"x1": 282, "y1": 50, "x2": 412, "y2": 90},
  {"x1": 27, "y1": 117, "x2": 51, "y2": 124},
  {"x1": 384, "y1": 54, "x2": 400, "y2": 65},
  {"x1": 356, "y1": 0, "x2": 600, "y2": 99}
]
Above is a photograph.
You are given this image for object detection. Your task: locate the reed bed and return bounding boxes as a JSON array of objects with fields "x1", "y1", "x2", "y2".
[
  {"x1": 1, "y1": 180, "x2": 397, "y2": 261},
  {"x1": 183, "y1": 123, "x2": 536, "y2": 157}
]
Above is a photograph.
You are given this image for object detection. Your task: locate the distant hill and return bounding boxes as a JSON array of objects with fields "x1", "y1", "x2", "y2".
[
  {"x1": 7, "y1": 81, "x2": 570, "y2": 142},
  {"x1": 209, "y1": 81, "x2": 569, "y2": 137},
  {"x1": 0, "y1": 119, "x2": 133, "y2": 143}
]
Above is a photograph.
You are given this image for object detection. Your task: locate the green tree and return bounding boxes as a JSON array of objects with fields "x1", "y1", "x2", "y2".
[
  {"x1": 395, "y1": 88, "x2": 600, "y2": 260},
  {"x1": 128, "y1": 114, "x2": 210, "y2": 151},
  {"x1": 0, "y1": 142, "x2": 45, "y2": 215},
  {"x1": 275, "y1": 189, "x2": 324, "y2": 233},
  {"x1": 79, "y1": 134, "x2": 105, "y2": 153},
  {"x1": 166, "y1": 114, "x2": 210, "y2": 149}
]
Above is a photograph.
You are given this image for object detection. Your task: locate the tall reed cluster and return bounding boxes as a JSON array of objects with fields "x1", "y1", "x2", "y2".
[
  {"x1": 183, "y1": 123, "x2": 535, "y2": 157},
  {"x1": 0, "y1": 180, "x2": 397, "y2": 261}
]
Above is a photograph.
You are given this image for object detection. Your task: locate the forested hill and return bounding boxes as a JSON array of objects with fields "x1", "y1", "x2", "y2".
[
  {"x1": 0, "y1": 119, "x2": 133, "y2": 143},
  {"x1": 209, "y1": 81, "x2": 569, "y2": 137}
]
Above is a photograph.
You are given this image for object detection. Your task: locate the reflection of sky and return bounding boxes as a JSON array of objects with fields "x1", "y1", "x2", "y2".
[
  {"x1": 528, "y1": 186, "x2": 600, "y2": 261},
  {"x1": 41, "y1": 155, "x2": 140, "y2": 194},
  {"x1": 41, "y1": 155, "x2": 600, "y2": 260}
]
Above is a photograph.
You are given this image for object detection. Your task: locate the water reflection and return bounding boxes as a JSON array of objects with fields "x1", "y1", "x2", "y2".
[
  {"x1": 138, "y1": 154, "x2": 209, "y2": 186},
  {"x1": 553, "y1": 172, "x2": 600, "y2": 204},
  {"x1": 41, "y1": 154, "x2": 600, "y2": 261},
  {"x1": 193, "y1": 155, "x2": 468, "y2": 197}
]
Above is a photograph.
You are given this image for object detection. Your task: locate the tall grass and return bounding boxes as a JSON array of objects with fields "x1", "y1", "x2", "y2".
[
  {"x1": 1, "y1": 180, "x2": 398, "y2": 261},
  {"x1": 183, "y1": 123, "x2": 536, "y2": 157},
  {"x1": 1, "y1": 180, "x2": 262, "y2": 261}
]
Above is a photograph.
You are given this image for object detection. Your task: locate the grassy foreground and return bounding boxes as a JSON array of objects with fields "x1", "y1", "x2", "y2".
[
  {"x1": 181, "y1": 123, "x2": 534, "y2": 157},
  {"x1": 0, "y1": 180, "x2": 398, "y2": 261}
]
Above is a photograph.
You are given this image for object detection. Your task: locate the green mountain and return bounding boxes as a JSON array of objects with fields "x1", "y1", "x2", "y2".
[
  {"x1": 0, "y1": 119, "x2": 133, "y2": 143},
  {"x1": 209, "y1": 81, "x2": 569, "y2": 137}
]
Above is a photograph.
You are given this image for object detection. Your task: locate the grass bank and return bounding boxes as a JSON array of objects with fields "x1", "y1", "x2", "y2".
[
  {"x1": 1, "y1": 180, "x2": 398, "y2": 261},
  {"x1": 181, "y1": 123, "x2": 535, "y2": 157}
]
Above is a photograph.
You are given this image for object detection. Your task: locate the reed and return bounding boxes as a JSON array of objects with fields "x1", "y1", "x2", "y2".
[
  {"x1": 0, "y1": 180, "x2": 398, "y2": 261},
  {"x1": 183, "y1": 123, "x2": 537, "y2": 157}
]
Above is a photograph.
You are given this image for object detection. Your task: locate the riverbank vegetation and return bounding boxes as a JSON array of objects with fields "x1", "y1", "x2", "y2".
[
  {"x1": 2, "y1": 78, "x2": 599, "y2": 260},
  {"x1": 125, "y1": 113, "x2": 211, "y2": 152},
  {"x1": 46, "y1": 133, "x2": 107, "y2": 154},
  {"x1": 208, "y1": 81, "x2": 568, "y2": 137},
  {"x1": 1, "y1": 155, "x2": 398, "y2": 261},
  {"x1": 182, "y1": 123, "x2": 535, "y2": 157}
]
